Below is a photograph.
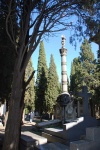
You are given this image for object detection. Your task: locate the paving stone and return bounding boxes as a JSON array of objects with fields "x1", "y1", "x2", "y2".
[
  {"x1": 42, "y1": 132, "x2": 69, "y2": 145},
  {"x1": 20, "y1": 131, "x2": 47, "y2": 150},
  {"x1": 35, "y1": 142, "x2": 70, "y2": 150},
  {"x1": 70, "y1": 139, "x2": 100, "y2": 150},
  {"x1": 86, "y1": 126, "x2": 100, "y2": 141},
  {"x1": 21, "y1": 131, "x2": 47, "y2": 145}
]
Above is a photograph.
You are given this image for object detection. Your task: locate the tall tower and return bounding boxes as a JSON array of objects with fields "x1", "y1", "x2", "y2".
[
  {"x1": 56, "y1": 35, "x2": 70, "y2": 124},
  {"x1": 59, "y1": 35, "x2": 68, "y2": 93}
]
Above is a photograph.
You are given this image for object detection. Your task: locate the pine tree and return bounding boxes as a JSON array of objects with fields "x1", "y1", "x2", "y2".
[
  {"x1": 46, "y1": 54, "x2": 59, "y2": 113},
  {"x1": 35, "y1": 41, "x2": 48, "y2": 116},
  {"x1": 24, "y1": 58, "x2": 35, "y2": 114}
]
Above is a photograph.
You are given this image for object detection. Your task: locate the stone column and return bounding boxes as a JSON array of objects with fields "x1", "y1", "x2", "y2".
[{"x1": 59, "y1": 35, "x2": 68, "y2": 93}]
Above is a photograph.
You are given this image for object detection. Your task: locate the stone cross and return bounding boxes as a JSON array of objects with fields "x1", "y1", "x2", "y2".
[{"x1": 78, "y1": 86, "x2": 92, "y2": 116}]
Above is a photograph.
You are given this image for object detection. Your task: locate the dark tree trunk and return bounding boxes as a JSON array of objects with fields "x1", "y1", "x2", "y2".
[{"x1": 2, "y1": 59, "x2": 24, "y2": 150}]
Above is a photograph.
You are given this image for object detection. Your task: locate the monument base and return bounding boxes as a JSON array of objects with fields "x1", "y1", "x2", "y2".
[{"x1": 43, "y1": 116, "x2": 100, "y2": 146}]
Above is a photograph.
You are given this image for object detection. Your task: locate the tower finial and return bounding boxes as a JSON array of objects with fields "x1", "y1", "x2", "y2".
[{"x1": 61, "y1": 35, "x2": 66, "y2": 48}]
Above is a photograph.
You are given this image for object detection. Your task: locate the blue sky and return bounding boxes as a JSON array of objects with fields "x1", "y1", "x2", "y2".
[{"x1": 32, "y1": 30, "x2": 98, "y2": 82}]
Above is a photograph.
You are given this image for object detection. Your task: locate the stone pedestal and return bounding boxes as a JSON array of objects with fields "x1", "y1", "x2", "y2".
[{"x1": 70, "y1": 126, "x2": 100, "y2": 150}]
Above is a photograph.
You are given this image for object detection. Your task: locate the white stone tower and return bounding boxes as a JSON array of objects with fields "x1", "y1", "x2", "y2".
[{"x1": 59, "y1": 35, "x2": 68, "y2": 93}]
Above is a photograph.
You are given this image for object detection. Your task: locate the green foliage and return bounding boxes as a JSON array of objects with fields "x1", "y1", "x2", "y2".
[
  {"x1": 25, "y1": 107, "x2": 29, "y2": 114},
  {"x1": 84, "y1": 0, "x2": 100, "y2": 42},
  {"x1": 70, "y1": 39, "x2": 96, "y2": 100},
  {"x1": 35, "y1": 41, "x2": 48, "y2": 115},
  {"x1": 79, "y1": 39, "x2": 96, "y2": 92},
  {"x1": 93, "y1": 59, "x2": 100, "y2": 104},
  {"x1": 0, "y1": 0, "x2": 16, "y2": 103},
  {"x1": 80, "y1": 39, "x2": 94, "y2": 62},
  {"x1": 70, "y1": 57, "x2": 82, "y2": 96},
  {"x1": 70, "y1": 0, "x2": 100, "y2": 52},
  {"x1": 45, "y1": 54, "x2": 59, "y2": 113},
  {"x1": 24, "y1": 58, "x2": 35, "y2": 112},
  {"x1": 58, "y1": 82, "x2": 62, "y2": 94}
]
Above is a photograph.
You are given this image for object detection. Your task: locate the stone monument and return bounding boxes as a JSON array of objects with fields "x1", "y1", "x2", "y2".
[
  {"x1": 42, "y1": 40, "x2": 100, "y2": 146},
  {"x1": 54, "y1": 36, "x2": 76, "y2": 123}
]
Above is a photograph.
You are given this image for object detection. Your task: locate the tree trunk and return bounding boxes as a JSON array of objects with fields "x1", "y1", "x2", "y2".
[
  {"x1": 22, "y1": 108, "x2": 25, "y2": 124},
  {"x1": 4, "y1": 111, "x2": 8, "y2": 127},
  {"x1": 4, "y1": 100, "x2": 9, "y2": 127},
  {"x1": 2, "y1": 61, "x2": 24, "y2": 150}
]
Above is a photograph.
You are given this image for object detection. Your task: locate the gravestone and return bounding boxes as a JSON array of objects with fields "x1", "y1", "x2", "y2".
[
  {"x1": 20, "y1": 131, "x2": 47, "y2": 150},
  {"x1": 70, "y1": 126, "x2": 100, "y2": 150},
  {"x1": 54, "y1": 92, "x2": 76, "y2": 123},
  {"x1": 36, "y1": 119, "x2": 61, "y2": 129},
  {"x1": 65, "y1": 100, "x2": 76, "y2": 122},
  {"x1": 78, "y1": 86, "x2": 91, "y2": 116},
  {"x1": 54, "y1": 103, "x2": 62, "y2": 120},
  {"x1": 56, "y1": 92, "x2": 71, "y2": 123}
]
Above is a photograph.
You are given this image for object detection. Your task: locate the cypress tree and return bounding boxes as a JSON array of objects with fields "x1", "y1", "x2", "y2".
[
  {"x1": 70, "y1": 39, "x2": 96, "y2": 94},
  {"x1": 0, "y1": 0, "x2": 16, "y2": 103},
  {"x1": 0, "y1": 0, "x2": 18, "y2": 127},
  {"x1": 70, "y1": 57, "x2": 82, "y2": 95},
  {"x1": 46, "y1": 54, "x2": 59, "y2": 113},
  {"x1": 24, "y1": 58, "x2": 35, "y2": 114},
  {"x1": 70, "y1": 39, "x2": 96, "y2": 115},
  {"x1": 93, "y1": 52, "x2": 100, "y2": 104},
  {"x1": 79, "y1": 39, "x2": 97, "y2": 115},
  {"x1": 70, "y1": 62, "x2": 75, "y2": 92},
  {"x1": 35, "y1": 41, "x2": 48, "y2": 117},
  {"x1": 79, "y1": 39, "x2": 96, "y2": 92}
]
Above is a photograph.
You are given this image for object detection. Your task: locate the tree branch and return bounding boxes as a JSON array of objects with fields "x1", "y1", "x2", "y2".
[{"x1": 25, "y1": 70, "x2": 36, "y2": 87}]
